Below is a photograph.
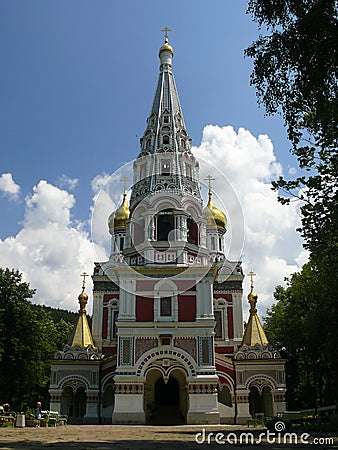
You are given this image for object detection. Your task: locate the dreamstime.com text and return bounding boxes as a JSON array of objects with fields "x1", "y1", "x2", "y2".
[{"x1": 195, "y1": 427, "x2": 334, "y2": 446}]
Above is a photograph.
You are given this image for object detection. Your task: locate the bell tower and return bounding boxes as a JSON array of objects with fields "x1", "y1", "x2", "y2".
[{"x1": 91, "y1": 32, "x2": 245, "y2": 425}]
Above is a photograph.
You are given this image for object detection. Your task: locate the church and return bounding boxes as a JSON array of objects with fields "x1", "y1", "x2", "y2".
[{"x1": 49, "y1": 32, "x2": 286, "y2": 425}]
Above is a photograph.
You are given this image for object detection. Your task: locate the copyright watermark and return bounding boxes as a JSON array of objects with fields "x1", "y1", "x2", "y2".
[{"x1": 195, "y1": 422, "x2": 335, "y2": 446}]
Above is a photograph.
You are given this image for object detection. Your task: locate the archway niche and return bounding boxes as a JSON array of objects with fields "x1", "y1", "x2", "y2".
[
  {"x1": 144, "y1": 367, "x2": 188, "y2": 425},
  {"x1": 187, "y1": 217, "x2": 198, "y2": 245},
  {"x1": 102, "y1": 383, "x2": 115, "y2": 424},
  {"x1": 60, "y1": 384, "x2": 87, "y2": 424},
  {"x1": 218, "y1": 384, "x2": 232, "y2": 407},
  {"x1": 249, "y1": 384, "x2": 273, "y2": 418},
  {"x1": 156, "y1": 209, "x2": 175, "y2": 242}
]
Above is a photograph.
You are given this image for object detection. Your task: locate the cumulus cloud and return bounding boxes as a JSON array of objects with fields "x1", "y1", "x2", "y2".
[
  {"x1": 0, "y1": 180, "x2": 107, "y2": 312},
  {"x1": 58, "y1": 174, "x2": 79, "y2": 191},
  {"x1": 0, "y1": 126, "x2": 307, "y2": 318},
  {"x1": 90, "y1": 165, "x2": 133, "y2": 252},
  {"x1": 288, "y1": 166, "x2": 297, "y2": 175},
  {"x1": 194, "y1": 125, "x2": 306, "y2": 317},
  {"x1": 0, "y1": 173, "x2": 20, "y2": 200}
]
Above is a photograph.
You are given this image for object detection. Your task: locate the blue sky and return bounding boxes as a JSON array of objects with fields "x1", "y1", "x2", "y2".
[{"x1": 0, "y1": 1, "x2": 305, "y2": 313}]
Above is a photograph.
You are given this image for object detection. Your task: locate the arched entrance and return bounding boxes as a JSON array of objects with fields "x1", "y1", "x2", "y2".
[
  {"x1": 249, "y1": 384, "x2": 273, "y2": 418},
  {"x1": 144, "y1": 368, "x2": 187, "y2": 425},
  {"x1": 60, "y1": 384, "x2": 87, "y2": 424}
]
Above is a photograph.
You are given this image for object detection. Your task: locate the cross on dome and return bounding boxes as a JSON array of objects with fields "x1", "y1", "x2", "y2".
[
  {"x1": 204, "y1": 175, "x2": 215, "y2": 193},
  {"x1": 121, "y1": 176, "x2": 130, "y2": 194},
  {"x1": 248, "y1": 271, "x2": 256, "y2": 289},
  {"x1": 161, "y1": 27, "x2": 172, "y2": 41},
  {"x1": 81, "y1": 272, "x2": 89, "y2": 290}
]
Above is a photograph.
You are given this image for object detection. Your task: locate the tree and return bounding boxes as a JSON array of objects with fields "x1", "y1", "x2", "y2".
[
  {"x1": 246, "y1": 0, "x2": 338, "y2": 408},
  {"x1": 245, "y1": 0, "x2": 338, "y2": 260},
  {"x1": 264, "y1": 263, "x2": 338, "y2": 408},
  {"x1": 0, "y1": 268, "x2": 74, "y2": 409}
]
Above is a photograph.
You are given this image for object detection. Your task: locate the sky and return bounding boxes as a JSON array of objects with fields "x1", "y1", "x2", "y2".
[{"x1": 0, "y1": 1, "x2": 307, "y2": 317}]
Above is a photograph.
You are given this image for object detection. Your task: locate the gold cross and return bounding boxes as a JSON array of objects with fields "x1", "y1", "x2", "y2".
[
  {"x1": 161, "y1": 27, "x2": 172, "y2": 40},
  {"x1": 81, "y1": 272, "x2": 89, "y2": 289},
  {"x1": 204, "y1": 175, "x2": 215, "y2": 190},
  {"x1": 248, "y1": 271, "x2": 256, "y2": 289},
  {"x1": 121, "y1": 176, "x2": 130, "y2": 194}
]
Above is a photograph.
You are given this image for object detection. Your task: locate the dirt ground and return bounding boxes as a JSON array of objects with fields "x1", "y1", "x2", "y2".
[{"x1": 0, "y1": 425, "x2": 337, "y2": 450}]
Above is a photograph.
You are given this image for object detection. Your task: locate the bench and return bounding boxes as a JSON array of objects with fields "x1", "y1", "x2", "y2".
[
  {"x1": 40, "y1": 411, "x2": 67, "y2": 427},
  {"x1": 0, "y1": 413, "x2": 16, "y2": 427}
]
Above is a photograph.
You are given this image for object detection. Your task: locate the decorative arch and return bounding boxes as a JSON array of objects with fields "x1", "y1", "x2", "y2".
[
  {"x1": 181, "y1": 199, "x2": 203, "y2": 217},
  {"x1": 58, "y1": 374, "x2": 90, "y2": 391},
  {"x1": 216, "y1": 371, "x2": 235, "y2": 392},
  {"x1": 154, "y1": 278, "x2": 178, "y2": 293},
  {"x1": 245, "y1": 374, "x2": 277, "y2": 393},
  {"x1": 150, "y1": 195, "x2": 181, "y2": 211},
  {"x1": 135, "y1": 346, "x2": 196, "y2": 378}
]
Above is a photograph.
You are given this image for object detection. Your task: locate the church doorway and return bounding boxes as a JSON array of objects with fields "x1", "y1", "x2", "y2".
[
  {"x1": 152, "y1": 376, "x2": 182, "y2": 425},
  {"x1": 144, "y1": 368, "x2": 187, "y2": 425},
  {"x1": 60, "y1": 385, "x2": 87, "y2": 424},
  {"x1": 249, "y1": 385, "x2": 273, "y2": 418}
]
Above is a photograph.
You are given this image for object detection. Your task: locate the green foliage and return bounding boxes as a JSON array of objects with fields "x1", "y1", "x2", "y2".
[
  {"x1": 31, "y1": 304, "x2": 78, "y2": 326},
  {"x1": 0, "y1": 268, "x2": 74, "y2": 410},
  {"x1": 247, "y1": 0, "x2": 338, "y2": 409},
  {"x1": 246, "y1": 0, "x2": 338, "y2": 261},
  {"x1": 264, "y1": 263, "x2": 338, "y2": 408}
]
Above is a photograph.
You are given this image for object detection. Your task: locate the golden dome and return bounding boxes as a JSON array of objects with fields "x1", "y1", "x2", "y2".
[
  {"x1": 159, "y1": 38, "x2": 174, "y2": 56},
  {"x1": 203, "y1": 190, "x2": 227, "y2": 231},
  {"x1": 78, "y1": 290, "x2": 88, "y2": 302},
  {"x1": 108, "y1": 193, "x2": 130, "y2": 232},
  {"x1": 78, "y1": 288, "x2": 88, "y2": 314}
]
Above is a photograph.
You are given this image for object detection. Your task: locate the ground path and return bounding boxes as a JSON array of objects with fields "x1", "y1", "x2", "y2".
[{"x1": 0, "y1": 425, "x2": 337, "y2": 449}]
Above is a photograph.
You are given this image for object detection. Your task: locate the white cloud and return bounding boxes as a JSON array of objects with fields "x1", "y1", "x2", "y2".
[
  {"x1": 194, "y1": 125, "x2": 306, "y2": 318},
  {"x1": 288, "y1": 166, "x2": 297, "y2": 175},
  {"x1": 0, "y1": 126, "x2": 307, "y2": 319},
  {"x1": 90, "y1": 165, "x2": 133, "y2": 252},
  {"x1": 0, "y1": 180, "x2": 107, "y2": 312},
  {"x1": 58, "y1": 174, "x2": 79, "y2": 191},
  {"x1": 0, "y1": 173, "x2": 20, "y2": 200}
]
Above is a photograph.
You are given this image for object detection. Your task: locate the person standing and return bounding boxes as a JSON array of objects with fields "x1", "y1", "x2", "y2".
[{"x1": 35, "y1": 402, "x2": 42, "y2": 427}]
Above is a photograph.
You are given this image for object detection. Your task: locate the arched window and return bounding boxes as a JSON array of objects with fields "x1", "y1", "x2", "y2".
[
  {"x1": 161, "y1": 160, "x2": 171, "y2": 175},
  {"x1": 156, "y1": 209, "x2": 174, "y2": 242},
  {"x1": 218, "y1": 385, "x2": 232, "y2": 407},
  {"x1": 163, "y1": 135, "x2": 170, "y2": 145},
  {"x1": 146, "y1": 139, "x2": 151, "y2": 149},
  {"x1": 181, "y1": 139, "x2": 186, "y2": 149},
  {"x1": 187, "y1": 217, "x2": 198, "y2": 245},
  {"x1": 185, "y1": 163, "x2": 192, "y2": 179}
]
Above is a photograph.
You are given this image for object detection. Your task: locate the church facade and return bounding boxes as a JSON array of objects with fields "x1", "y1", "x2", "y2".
[{"x1": 49, "y1": 34, "x2": 286, "y2": 425}]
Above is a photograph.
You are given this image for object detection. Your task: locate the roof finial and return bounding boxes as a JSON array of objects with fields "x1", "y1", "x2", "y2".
[
  {"x1": 205, "y1": 175, "x2": 215, "y2": 200},
  {"x1": 161, "y1": 27, "x2": 172, "y2": 42},
  {"x1": 241, "y1": 271, "x2": 269, "y2": 346},
  {"x1": 205, "y1": 174, "x2": 215, "y2": 192},
  {"x1": 248, "y1": 271, "x2": 256, "y2": 289},
  {"x1": 121, "y1": 176, "x2": 130, "y2": 195},
  {"x1": 79, "y1": 272, "x2": 89, "y2": 314},
  {"x1": 247, "y1": 271, "x2": 258, "y2": 314},
  {"x1": 81, "y1": 272, "x2": 88, "y2": 290}
]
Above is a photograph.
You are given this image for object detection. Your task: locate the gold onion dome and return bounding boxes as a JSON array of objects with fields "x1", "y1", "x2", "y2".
[
  {"x1": 108, "y1": 193, "x2": 130, "y2": 232},
  {"x1": 159, "y1": 37, "x2": 174, "y2": 56},
  {"x1": 248, "y1": 288, "x2": 258, "y2": 313},
  {"x1": 78, "y1": 290, "x2": 88, "y2": 302},
  {"x1": 203, "y1": 190, "x2": 227, "y2": 231}
]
